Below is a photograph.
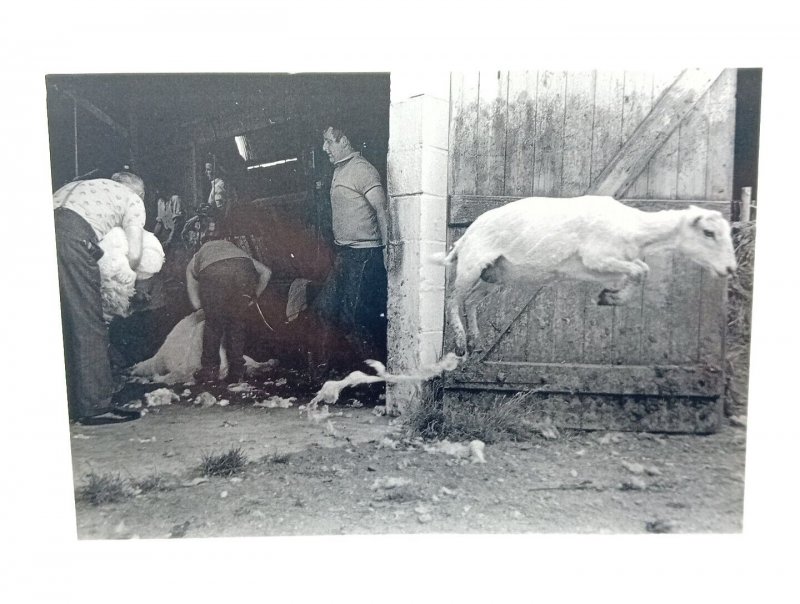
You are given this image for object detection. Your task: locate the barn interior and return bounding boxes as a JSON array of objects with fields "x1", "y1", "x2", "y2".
[{"x1": 46, "y1": 73, "x2": 391, "y2": 377}]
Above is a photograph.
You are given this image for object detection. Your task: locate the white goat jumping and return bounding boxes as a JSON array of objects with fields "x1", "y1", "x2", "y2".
[{"x1": 438, "y1": 195, "x2": 737, "y2": 356}]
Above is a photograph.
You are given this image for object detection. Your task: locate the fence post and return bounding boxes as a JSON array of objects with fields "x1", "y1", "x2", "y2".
[{"x1": 740, "y1": 187, "x2": 752, "y2": 222}]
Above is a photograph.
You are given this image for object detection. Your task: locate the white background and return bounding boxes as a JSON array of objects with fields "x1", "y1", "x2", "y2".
[{"x1": 1, "y1": 2, "x2": 797, "y2": 602}]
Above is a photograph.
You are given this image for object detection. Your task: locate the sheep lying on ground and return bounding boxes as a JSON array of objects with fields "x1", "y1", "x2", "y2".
[
  {"x1": 437, "y1": 195, "x2": 737, "y2": 356},
  {"x1": 97, "y1": 227, "x2": 164, "y2": 320},
  {"x1": 130, "y1": 311, "x2": 210, "y2": 383},
  {"x1": 130, "y1": 310, "x2": 277, "y2": 384}
]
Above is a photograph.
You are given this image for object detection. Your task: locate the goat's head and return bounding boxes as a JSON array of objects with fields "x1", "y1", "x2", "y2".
[{"x1": 678, "y1": 206, "x2": 737, "y2": 277}]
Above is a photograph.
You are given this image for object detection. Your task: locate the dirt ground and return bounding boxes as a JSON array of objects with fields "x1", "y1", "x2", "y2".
[{"x1": 69, "y1": 365, "x2": 747, "y2": 539}]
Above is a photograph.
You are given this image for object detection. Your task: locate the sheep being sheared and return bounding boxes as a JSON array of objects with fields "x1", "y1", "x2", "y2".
[
  {"x1": 436, "y1": 195, "x2": 737, "y2": 356},
  {"x1": 130, "y1": 310, "x2": 277, "y2": 384},
  {"x1": 97, "y1": 227, "x2": 165, "y2": 321}
]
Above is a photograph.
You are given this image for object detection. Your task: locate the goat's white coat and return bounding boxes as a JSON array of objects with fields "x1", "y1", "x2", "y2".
[{"x1": 440, "y1": 195, "x2": 737, "y2": 355}]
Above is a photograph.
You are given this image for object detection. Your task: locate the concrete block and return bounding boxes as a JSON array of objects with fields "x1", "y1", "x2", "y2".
[
  {"x1": 388, "y1": 277, "x2": 420, "y2": 328},
  {"x1": 390, "y1": 97, "x2": 424, "y2": 151},
  {"x1": 419, "y1": 331, "x2": 446, "y2": 367},
  {"x1": 388, "y1": 194, "x2": 421, "y2": 243},
  {"x1": 387, "y1": 146, "x2": 422, "y2": 197},
  {"x1": 386, "y1": 381, "x2": 418, "y2": 415},
  {"x1": 420, "y1": 238, "x2": 447, "y2": 259},
  {"x1": 390, "y1": 95, "x2": 450, "y2": 152},
  {"x1": 419, "y1": 288, "x2": 446, "y2": 333},
  {"x1": 389, "y1": 193, "x2": 447, "y2": 244},
  {"x1": 420, "y1": 147, "x2": 449, "y2": 197},
  {"x1": 388, "y1": 145, "x2": 448, "y2": 198},
  {"x1": 390, "y1": 72, "x2": 451, "y2": 102},
  {"x1": 419, "y1": 195, "x2": 448, "y2": 242},
  {"x1": 386, "y1": 314, "x2": 420, "y2": 376},
  {"x1": 418, "y1": 254, "x2": 446, "y2": 295},
  {"x1": 421, "y1": 95, "x2": 450, "y2": 151},
  {"x1": 419, "y1": 238, "x2": 447, "y2": 280},
  {"x1": 418, "y1": 239, "x2": 447, "y2": 334},
  {"x1": 387, "y1": 237, "x2": 420, "y2": 351}
]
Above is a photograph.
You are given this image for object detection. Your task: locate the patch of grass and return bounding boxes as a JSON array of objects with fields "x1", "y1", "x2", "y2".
[
  {"x1": 557, "y1": 428, "x2": 585, "y2": 442},
  {"x1": 404, "y1": 390, "x2": 539, "y2": 444},
  {"x1": 258, "y1": 451, "x2": 292, "y2": 465},
  {"x1": 76, "y1": 472, "x2": 136, "y2": 506},
  {"x1": 373, "y1": 485, "x2": 420, "y2": 503},
  {"x1": 199, "y1": 447, "x2": 248, "y2": 477},
  {"x1": 133, "y1": 473, "x2": 170, "y2": 493},
  {"x1": 270, "y1": 452, "x2": 292, "y2": 464}
]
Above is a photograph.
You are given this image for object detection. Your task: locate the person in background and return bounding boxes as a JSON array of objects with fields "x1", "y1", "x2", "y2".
[
  {"x1": 185, "y1": 219, "x2": 272, "y2": 384},
  {"x1": 52, "y1": 171, "x2": 147, "y2": 424},
  {"x1": 205, "y1": 161, "x2": 237, "y2": 216},
  {"x1": 154, "y1": 194, "x2": 184, "y2": 249},
  {"x1": 310, "y1": 121, "x2": 388, "y2": 376}
]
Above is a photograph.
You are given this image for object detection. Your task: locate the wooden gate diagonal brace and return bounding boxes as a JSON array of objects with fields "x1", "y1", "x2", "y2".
[{"x1": 588, "y1": 68, "x2": 725, "y2": 198}]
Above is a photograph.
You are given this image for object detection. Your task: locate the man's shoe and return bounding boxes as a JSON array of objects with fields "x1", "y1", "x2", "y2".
[
  {"x1": 193, "y1": 366, "x2": 219, "y2": 384},
  {"x1": 77, "y1": 409, "x2": 142, "y2": 426},
  {"x1": 223, "y1": 372, "x2": 245, "y2": 385}
]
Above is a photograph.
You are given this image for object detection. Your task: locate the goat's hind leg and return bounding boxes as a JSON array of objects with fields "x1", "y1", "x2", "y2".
[
  {"x1": 584, "y1": 256, "x2": 649, "y2": 306},
  {"x1": 448, "y1": 291, "x2": 469, "y2": 357},
  {"x1": 464, "y1": 280, "x2": 495, "y2": 355},
  {"x1": 598, "y1": 278, "x2": 642, "y2": 306},
  {"x1": 449, "y1": 258, "x2": 497, "y2": 356},
  {"x1": 464, "y1": 255, "x2": 509, "y2": 353}
]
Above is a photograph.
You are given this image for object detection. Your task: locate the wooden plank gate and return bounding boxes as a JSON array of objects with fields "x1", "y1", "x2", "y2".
[{"x1": 443, "y1": 69, "x2": 738, "y2": 433}]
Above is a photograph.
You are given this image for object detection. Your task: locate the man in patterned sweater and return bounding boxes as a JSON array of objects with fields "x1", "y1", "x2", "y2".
[{"x1": 52, "y1": 171, "x2": 147, "y2": 424}]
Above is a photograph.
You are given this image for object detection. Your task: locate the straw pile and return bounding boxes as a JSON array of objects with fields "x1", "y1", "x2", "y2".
[{"x1": 725, "y1": 221, "x2": 756, "y2": 417}]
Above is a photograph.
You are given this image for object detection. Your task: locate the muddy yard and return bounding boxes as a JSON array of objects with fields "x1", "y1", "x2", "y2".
[{"x1": 69, "y1": 366, "x2": 747, "y2": 539}]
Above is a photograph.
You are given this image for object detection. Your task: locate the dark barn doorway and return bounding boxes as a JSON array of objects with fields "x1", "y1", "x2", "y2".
[
  {"x1": 733, "y1": 68, "x2": 762, "y2": 218},
  {"x1": 46, "y1": 73, "x2": 391, "y2": 372}
]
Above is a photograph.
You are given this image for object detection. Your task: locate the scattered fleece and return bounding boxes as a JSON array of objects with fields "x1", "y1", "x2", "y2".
[{"x1": 97, "y1": 227, "x2": 164, "y2": 320}]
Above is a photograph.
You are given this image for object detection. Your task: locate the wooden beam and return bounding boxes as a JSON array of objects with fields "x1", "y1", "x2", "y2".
[
  {"x1": 53, "y1": 84, "x2": 129, "y2": 139},
  {"x1": 447, "y1": 361, "x2": 723, "y2": 397},
  {"x1": 588, "y1": 69, "x2": 723, "y2": 198}
]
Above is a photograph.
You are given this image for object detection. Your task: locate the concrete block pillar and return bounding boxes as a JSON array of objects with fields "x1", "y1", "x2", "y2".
[{"x1": 386, "y1": 73, "x2": 451, "y2": 415}]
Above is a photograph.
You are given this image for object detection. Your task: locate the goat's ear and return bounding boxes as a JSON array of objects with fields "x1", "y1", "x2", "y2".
[{"x1": 687, "y1": 205, "x2": 705, "y2": 227}]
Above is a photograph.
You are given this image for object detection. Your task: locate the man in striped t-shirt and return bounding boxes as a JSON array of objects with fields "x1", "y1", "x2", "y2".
[{"x1": 311, "y1": 122, "x2": 388, "y2": 375}]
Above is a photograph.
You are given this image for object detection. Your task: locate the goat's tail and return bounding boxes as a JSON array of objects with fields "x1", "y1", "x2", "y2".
[{"x1": 429, "y1": 244, "x2": 459, "y2": 266}]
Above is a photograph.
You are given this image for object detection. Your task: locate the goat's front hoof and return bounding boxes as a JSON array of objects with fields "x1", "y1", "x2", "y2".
[
  {"x1": 633, "y1": 259, "x2": 650, "y2": 275},
  {"x1": 466, "y1": 337, "x2": 483, "y2": 357},
  {"x1": 598, "y1": 288, "x2": 622, "y2": 305}
]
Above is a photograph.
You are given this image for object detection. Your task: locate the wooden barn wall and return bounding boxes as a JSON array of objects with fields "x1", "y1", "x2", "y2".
[
  {"x1": 449, "y1": 69, "x2": 736, "y2": 201},
  {"x1": 446, "y1": 69, "x2": 736, "y2": 382}
]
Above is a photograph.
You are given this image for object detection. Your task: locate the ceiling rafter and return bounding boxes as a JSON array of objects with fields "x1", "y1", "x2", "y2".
[{"x1": 51, "y1": 83, "x2": 129, "y2": 140}]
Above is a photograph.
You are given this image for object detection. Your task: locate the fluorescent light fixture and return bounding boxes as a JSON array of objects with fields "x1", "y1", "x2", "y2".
[
  {"x1": 246, "y1": 157, "x2": 299, "y2": 170},
  {"x1": 235, "y1": 135, "x2": 252, "y2": 161}
]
